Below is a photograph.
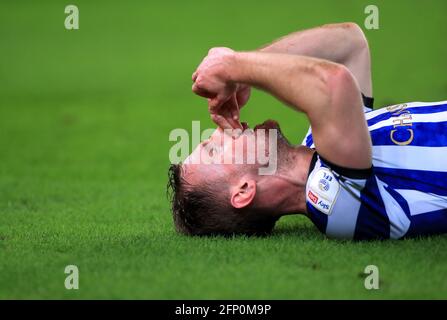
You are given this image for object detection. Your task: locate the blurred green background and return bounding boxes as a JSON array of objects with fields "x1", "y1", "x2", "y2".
[{"x1": 0, "y1": 0, "x2": 446, "y2": 299}]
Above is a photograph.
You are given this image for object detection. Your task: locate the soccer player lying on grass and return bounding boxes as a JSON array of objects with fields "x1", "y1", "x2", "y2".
[{"x1": 168, "y1": 22, "x2": 447, "y2": 240}]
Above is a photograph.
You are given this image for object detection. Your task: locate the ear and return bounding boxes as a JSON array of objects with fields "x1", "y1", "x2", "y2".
[{"x1": 230, "y1": 179, "x2": 256, "y2": 209}]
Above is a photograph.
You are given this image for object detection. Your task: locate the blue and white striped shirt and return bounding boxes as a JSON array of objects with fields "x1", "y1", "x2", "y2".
[{"x1": 303, "y1": 99, "x2": 447, "y2": 240}]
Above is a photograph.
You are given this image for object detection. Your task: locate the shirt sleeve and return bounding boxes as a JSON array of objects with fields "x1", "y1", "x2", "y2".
[{"x1": 305, "y1": 152, "x2": 373, "y2": 239}]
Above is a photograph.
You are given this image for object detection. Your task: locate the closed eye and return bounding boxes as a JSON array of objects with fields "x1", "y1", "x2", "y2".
[
  {"x1": 202, "y1": 141, "x2": 214, "y2": 156},
  {"x1": 203, "y1": 141, "x2": 222, "y2": 158}
]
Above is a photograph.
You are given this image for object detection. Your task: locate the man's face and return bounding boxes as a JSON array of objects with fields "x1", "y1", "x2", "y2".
[{"x1": 183, "y1": 120, "x2": 284, "y2": 186}]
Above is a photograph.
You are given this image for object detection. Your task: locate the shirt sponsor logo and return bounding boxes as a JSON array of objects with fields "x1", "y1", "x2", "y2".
[
  {"x1": 318, "y1": 179, "x2": 330, "y2": 191},
  {"x1": 318, "y1": 199, "x2": 330, "y2": 211},
  {"x1": 308, "y1": 190, "x2": 318, "y2": 204},
  {"x1": 307, "y1": 166, "x2": 341, "y2": 215}
]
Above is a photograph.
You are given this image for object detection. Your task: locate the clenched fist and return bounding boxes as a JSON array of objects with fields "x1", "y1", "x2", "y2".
[{"x1": 192, "y1": 47, "x2": 244, "y2": 130}]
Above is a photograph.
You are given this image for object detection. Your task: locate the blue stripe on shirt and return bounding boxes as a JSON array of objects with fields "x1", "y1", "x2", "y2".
[
  {"x1": 374, "y1": 167, "x2": 447, "y2": 196},
  {"x1": 306, "y1": 204, "x2": 328, "y2": 234},
  {"x1": 354, "y1": 175, "x2": 391, "y2": 240},
  {"x1": 405, "y1": 208, "x2": 447, "y2": 237},
  {"x1": 305, "y1": 134, "x2": 314, "y2": 147},
  {"x1": 370, "y1": 121, "x2": 447, "y2": 147}
]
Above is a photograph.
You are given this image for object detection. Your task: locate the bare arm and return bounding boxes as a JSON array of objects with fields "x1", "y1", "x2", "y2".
[
  {"x1": 193, "y1": 23, "x2": 372, "y2": 130},
  {"x1": 258, "y1": 22, "x2": 372, "y2": 97},
  {"x1": 193, "y1": 50, "x2": 372, "y2": 169}
]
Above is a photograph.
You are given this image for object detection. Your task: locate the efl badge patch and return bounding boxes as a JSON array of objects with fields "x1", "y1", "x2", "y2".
[{"x1": 307, "y1": 167, "x2": 340, "y2": 215}]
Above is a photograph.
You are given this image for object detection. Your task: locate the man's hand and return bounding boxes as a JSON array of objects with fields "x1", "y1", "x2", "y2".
[
  {"x1": 192, "y1": 47, "x2": 243, "y2": 130},
  {"x1": 211, "y1": 83, "x2": 251, "y2": 130},
  {"x1": 235, "y1": 83, "x2": 251, "y2": 108}
]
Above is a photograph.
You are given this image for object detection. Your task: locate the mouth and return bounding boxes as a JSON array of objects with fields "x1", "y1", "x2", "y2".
[
  {"x1": 241, "y1": 119, "x2": 279, "y2": 130},
  {"x1": 240, "y1": 120, "x2": 279, "y2": 131},
  {"x1": 253, "y1": 119, "x2": 280, "y2": 131},
  {"x1": 239, "y1": 120, "x2": 286, "y2": 143}
]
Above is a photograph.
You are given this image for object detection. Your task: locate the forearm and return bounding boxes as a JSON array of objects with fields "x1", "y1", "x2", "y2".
[
  {"x1": 258, "y1": 23, "x2": 372, "y2": 96},
  {"x1": 259, "y1": 22, "x2": 366, "y2": 65},
  {"x1": 228, "y1": 51, "x2": 338, "y2": 116}
]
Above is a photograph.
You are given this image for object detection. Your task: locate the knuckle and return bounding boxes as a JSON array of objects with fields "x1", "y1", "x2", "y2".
[{"x1": 194, "y1": 77, "x2": 205, "y2": 89}]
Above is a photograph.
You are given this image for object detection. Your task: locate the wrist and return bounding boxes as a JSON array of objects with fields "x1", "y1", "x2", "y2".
[{"x1": 226, "y1": 51, "x2": 247, "y2": 83}]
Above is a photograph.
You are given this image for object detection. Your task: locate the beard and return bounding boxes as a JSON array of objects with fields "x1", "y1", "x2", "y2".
[
  {"x1": 246, "y1": 119, "x2": 295, "y2": 173},
  {"x1": 253, "y1": 119, "x2": 292, "y2": 147}
]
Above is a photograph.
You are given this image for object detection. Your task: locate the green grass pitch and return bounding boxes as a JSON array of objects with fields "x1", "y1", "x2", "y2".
[{"x1": 0, "y1": 0, "x2": 446, "y2": 299}]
